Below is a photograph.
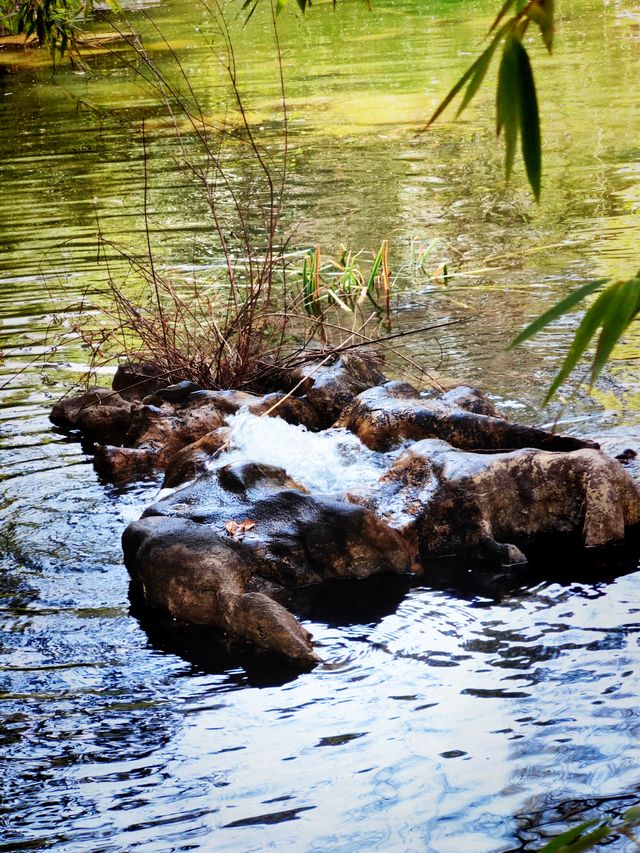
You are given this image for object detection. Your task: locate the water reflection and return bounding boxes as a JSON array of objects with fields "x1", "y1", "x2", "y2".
[{"x1": 2, "y1": 0, "x2": 640, "y2": 848}]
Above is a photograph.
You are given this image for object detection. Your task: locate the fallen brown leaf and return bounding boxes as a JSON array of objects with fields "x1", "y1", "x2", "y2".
[{"x1": 224, "y1": 519, "x2": 257, "y2": 540}]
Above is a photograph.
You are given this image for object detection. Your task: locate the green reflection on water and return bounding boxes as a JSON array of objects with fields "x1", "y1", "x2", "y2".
[{"x1": 1, "y1": 0, "x2": 639, "y2": 422}]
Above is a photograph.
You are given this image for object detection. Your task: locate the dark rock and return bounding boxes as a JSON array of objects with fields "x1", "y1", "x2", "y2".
[
  {"x1": 94, "y1": 444, "x2": 158, "y2": 482},
  {"x1": 93, "y1": 400, "x2": 230, "y2": 482},
  {"x1": 337, "y1": 383, "x2": 596, "y2": 453},
  {"x1": 50, "y1": 387, "x2": 134, "y2": 443},
  {"x1": 284, "y1": 350, "x2": 387, "y2": 427},
  {"x1": 248, "y1": 393, "x2": 321, "y2": 431},
  {"x1": 50, "y1": 350, "x2": 640, "y2": 666},
  {"x1": 112, "y1": 361, "x2": 169, "y2": 402},
  {"x1": 180, "y1": 388, "x2": 260, "y2": 414},
  {"x1": 123, "y1": 515, "x2": 319, "y2": 664},
  {"x1": 143, "y1": 380, "x2": 203, "y2": 405},
  {"x1": 356, "y1": 439, "x2": 640, "y2": 566},
  {"x1": 437, "y1": 385, "x2": 499, "y2": 417},
  {"x1": 162, "y1": 427, "x2": 231, "y2": 489},
  {"x1": 124, "y1": 461, "x2": 412, "y2": 664}
]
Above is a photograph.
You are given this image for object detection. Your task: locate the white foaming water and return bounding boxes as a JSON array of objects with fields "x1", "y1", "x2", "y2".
[{"x1": 213, "y1": 409, "x2": 393, "y2": 495}]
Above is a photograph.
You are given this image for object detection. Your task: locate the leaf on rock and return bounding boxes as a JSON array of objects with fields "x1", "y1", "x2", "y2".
[{"x1": 225, "y1": 519, "x2": 257, "y2": 540}]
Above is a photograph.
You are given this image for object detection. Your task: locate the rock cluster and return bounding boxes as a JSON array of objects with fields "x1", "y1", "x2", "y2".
[{"x1": 52, "y1": 353, "x2": 640, "y2": 667}]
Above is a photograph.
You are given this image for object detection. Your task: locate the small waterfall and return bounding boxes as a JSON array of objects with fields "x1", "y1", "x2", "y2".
[{"x1": 213, "y1": 409, "x2": 395, "y2": 495}]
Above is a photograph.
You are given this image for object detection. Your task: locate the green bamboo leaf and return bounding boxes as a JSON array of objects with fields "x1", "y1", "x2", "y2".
[
  {"x1": 456, "y1": 34, "x2": 503, "y2": 117},
  {"x1": 622, "y1": 806, "x2": 640, "y2": 825},
  {"x1": 426, "y1": 62, "x2": 479, "y2": 129},
  {"x1": 539, "y1": 820, "x2": 601, "y2": 853},
  {"x1": 497, "y1": 36, "x2": 519, "y2": 180},
  {"x1": 489, "y1": 0, "x2": 517, "y2": 32},
  {"x1": 276, "y1": 0, "x2": 288, "y2": 13},
  {"x1": 509, "y1": 279, "x2": 607, "y2": 348},
  {"x1": 591, "y1": 277, "x2": 640, "y2": 384},
  {"x1": 544, "y1": 285, "x2": 618, "y2": 403},
  {"x1": 556, "y1": 824, "x2": 613, "y2": 852},
  {"x1": 527, "y1": 0, "x2": 554, "y2": 52},
  {"x1": 513, "y1": 40, "x2": 541, "y2": 200},
  {"x1": 296, "y1": 0, "x2": 308, "y2": 13},
  {"x1": 242, "y1": 0, "x2": 260, "y2": 24}
]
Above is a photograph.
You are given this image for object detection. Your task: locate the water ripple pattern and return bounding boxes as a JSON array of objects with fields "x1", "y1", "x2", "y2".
[{"x1": 2, "y1": 0, "x2": 640, "y2": 849}]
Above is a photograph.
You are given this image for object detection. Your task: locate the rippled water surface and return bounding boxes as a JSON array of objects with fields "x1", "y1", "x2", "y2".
[{"x1": 2, "y1": 0, "x2": 640, "y2": 849}]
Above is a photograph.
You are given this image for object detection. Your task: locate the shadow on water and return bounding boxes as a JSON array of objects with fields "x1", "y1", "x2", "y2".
[
  {"x1": 131, "y1": 534, "x2": 640, "y2": 687},
  {"x1": 512, "y1": 788, "x2": 640, "y2": 851},
  {"x1": 420, "y1": 530, "x2": 640, "y2": 602}
]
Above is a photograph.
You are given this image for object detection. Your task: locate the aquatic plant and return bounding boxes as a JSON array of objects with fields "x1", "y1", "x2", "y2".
[
  {"x1": 301, "y1": 242, "x2": 391, "y2": 330},
  {"x1": 53, "y1": 3, "x2": 445, "y2": 395}
]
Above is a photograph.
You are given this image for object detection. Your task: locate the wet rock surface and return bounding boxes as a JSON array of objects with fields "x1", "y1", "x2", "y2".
[
  {"x1": 124, "y1": 461, "x2": 411, "y2": 664},
  {"x1": 336, "y1": 382, "x2": 597, "y2": 453},
  {"x1": 52, "y1": 354, "x2": 640, "y2": 666},
  {"x1": 354, "y1": 439, "x2": 640, "y2": 566}
]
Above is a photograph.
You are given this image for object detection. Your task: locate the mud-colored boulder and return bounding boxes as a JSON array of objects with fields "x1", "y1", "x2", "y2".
[
  {"x1": 93, "y1": 444, "x2": 159, "y2": 482},
  {"x1": 437, "y1": 384, "x2": 499, "y2": 417},
  {"x1": 357, "y1": 439, "x2": 640, "y2": 565},
  {"x1": 112, "y1": 361, "x2": 169, "y2": 402},
  {"x1": 337, "y1": 383, "x2": 595, "y2": 453},
  {"x1": 162, "y1": 427, "x2": 231, "y2": 489},
  {"x1": 123, "y1": 460, "x2": 412, "y2": 664},
  {"x1": 51, "y1": 350, "x2": 640, "y2": 666},
  {"x1": 50, "y1": 387, "x2": 135, "y2": 443},
  {"x1": 281, "y1": 350, "x2": 387, "y2": 427}
]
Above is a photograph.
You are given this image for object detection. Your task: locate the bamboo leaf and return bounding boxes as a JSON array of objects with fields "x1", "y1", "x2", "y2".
[
  {"x1": 296, "y1": 0, "x2": 307, "y2": 13},
  {"x1": 242, "y1": 0, "x2": 260, "y2": 24},
  {"x1": 456, "y1": 32, "x2": 503, "y2": 117},
  {"x1": 543, "y1": 285, "x2": 618, "y2": 403},
  {"x1": 510, "y1": 280, "x2": 608, "y2": 348},
  {"x1": 497, "y1": 36, "x2": 519, "y2": 180},
  {"x1": 276, "y1": 0, "x2": 288, "y2": 13},
  {"x1": 555, "y1": 824, "x2": 613, "y2": 852},
  {"x1": 426, "y1": 62, "x2": 480, "y2": 129},
  {"x1": 489, "y1": 0, "x2": 517, "y2": 33},
  {"x1": 591, "y1": 277, "x2": 640, "y2": 384},
  {"x1": 622, "y1": 807, "x2": 640, "y2": 825},
  {"x1": 539, "y1": 820, "x2": 601, "y2": 853},
  {"x1": 527, "y1": 0, "x2": 554, "y2": 52},
  {"x1": 513, "y1": 39, "x2": 541, "y2": 200},
  {"x1": 428, "y1": 22, "x2": 513, "y2": 128}
]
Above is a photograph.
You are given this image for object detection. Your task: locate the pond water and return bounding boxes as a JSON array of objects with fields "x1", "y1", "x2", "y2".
[{"x1": 2, "y1": 0, "x2": 640, "y2": 850}]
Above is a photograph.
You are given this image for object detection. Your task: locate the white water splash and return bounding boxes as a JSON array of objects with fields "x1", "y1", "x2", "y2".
[{"x1": 211, "y1": 409, "x2": 395, "y2": 495}]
